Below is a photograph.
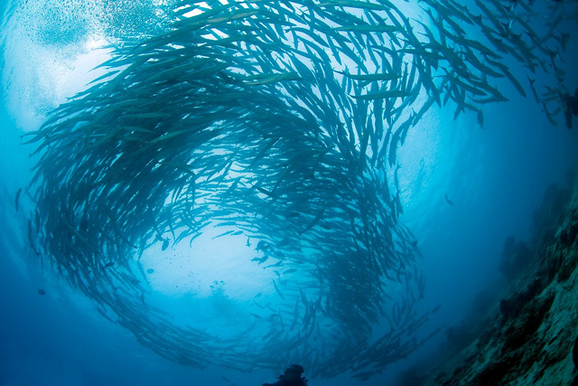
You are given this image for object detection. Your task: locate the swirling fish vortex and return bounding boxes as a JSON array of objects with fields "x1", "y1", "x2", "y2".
[{"x1": 25, "y1": 0, "x2": 576, "y2": 379}]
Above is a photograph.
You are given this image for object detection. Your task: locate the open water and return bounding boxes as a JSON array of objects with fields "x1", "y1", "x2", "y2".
[{"x1": 1, "y1": 0, "x2": 577, "y2": 385}]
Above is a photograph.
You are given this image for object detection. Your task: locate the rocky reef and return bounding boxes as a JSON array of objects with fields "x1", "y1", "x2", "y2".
[{"x1": 409, "y1": 172, "x2": 578, "y2": 386}]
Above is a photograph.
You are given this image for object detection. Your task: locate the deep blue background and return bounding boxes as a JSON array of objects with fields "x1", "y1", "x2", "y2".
[{"x1": 1, "y1": 1, "x2": 578, "y2": 385}]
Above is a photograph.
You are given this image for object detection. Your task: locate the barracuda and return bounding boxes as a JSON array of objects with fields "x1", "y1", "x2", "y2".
[{"x1": 25, "y1": 0, "x2": 577, "y2": 379}]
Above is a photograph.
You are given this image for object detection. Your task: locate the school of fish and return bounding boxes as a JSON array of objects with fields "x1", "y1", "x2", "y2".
[{"x1": 20, "y1": 0, "x2": 577, "y2": 379}]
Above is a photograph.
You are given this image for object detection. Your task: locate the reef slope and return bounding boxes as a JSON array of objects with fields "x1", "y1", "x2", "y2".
[{"x1": 427, "y1": 177, "x2": 578, "y2": 386}]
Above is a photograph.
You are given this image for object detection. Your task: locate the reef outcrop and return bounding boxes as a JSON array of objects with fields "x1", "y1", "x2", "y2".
[{"x1": 418, "y1": 174, "x2": 578, "y2": 385}]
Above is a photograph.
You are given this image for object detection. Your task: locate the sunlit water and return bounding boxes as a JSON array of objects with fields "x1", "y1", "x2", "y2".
[{"x1": 1, "y1": 0, "x2": 578, "y2": 385}]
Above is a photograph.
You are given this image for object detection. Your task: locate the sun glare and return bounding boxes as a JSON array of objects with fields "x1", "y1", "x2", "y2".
[{"x1": 139, "y1": 224, "x2": 277, "y2": 300}]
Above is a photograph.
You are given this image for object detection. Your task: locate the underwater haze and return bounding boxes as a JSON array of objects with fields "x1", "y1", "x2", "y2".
[{"x1": 1, "y1": 0, "x2": 578, "y2": 385}]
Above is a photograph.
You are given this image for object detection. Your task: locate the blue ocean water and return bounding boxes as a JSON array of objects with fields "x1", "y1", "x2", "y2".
[{"x1": 1, "y1": 0, "x2": 577, "y2": 385}]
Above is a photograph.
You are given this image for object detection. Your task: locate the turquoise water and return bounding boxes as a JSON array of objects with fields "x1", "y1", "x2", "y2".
[{"x1": 1, "y1": 1, "x2": 577, "y2": 385}]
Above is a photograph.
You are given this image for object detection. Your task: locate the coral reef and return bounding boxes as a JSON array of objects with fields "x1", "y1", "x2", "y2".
[{"x1": 420, "y1": 173, "x2": 578, "y2": 386}]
